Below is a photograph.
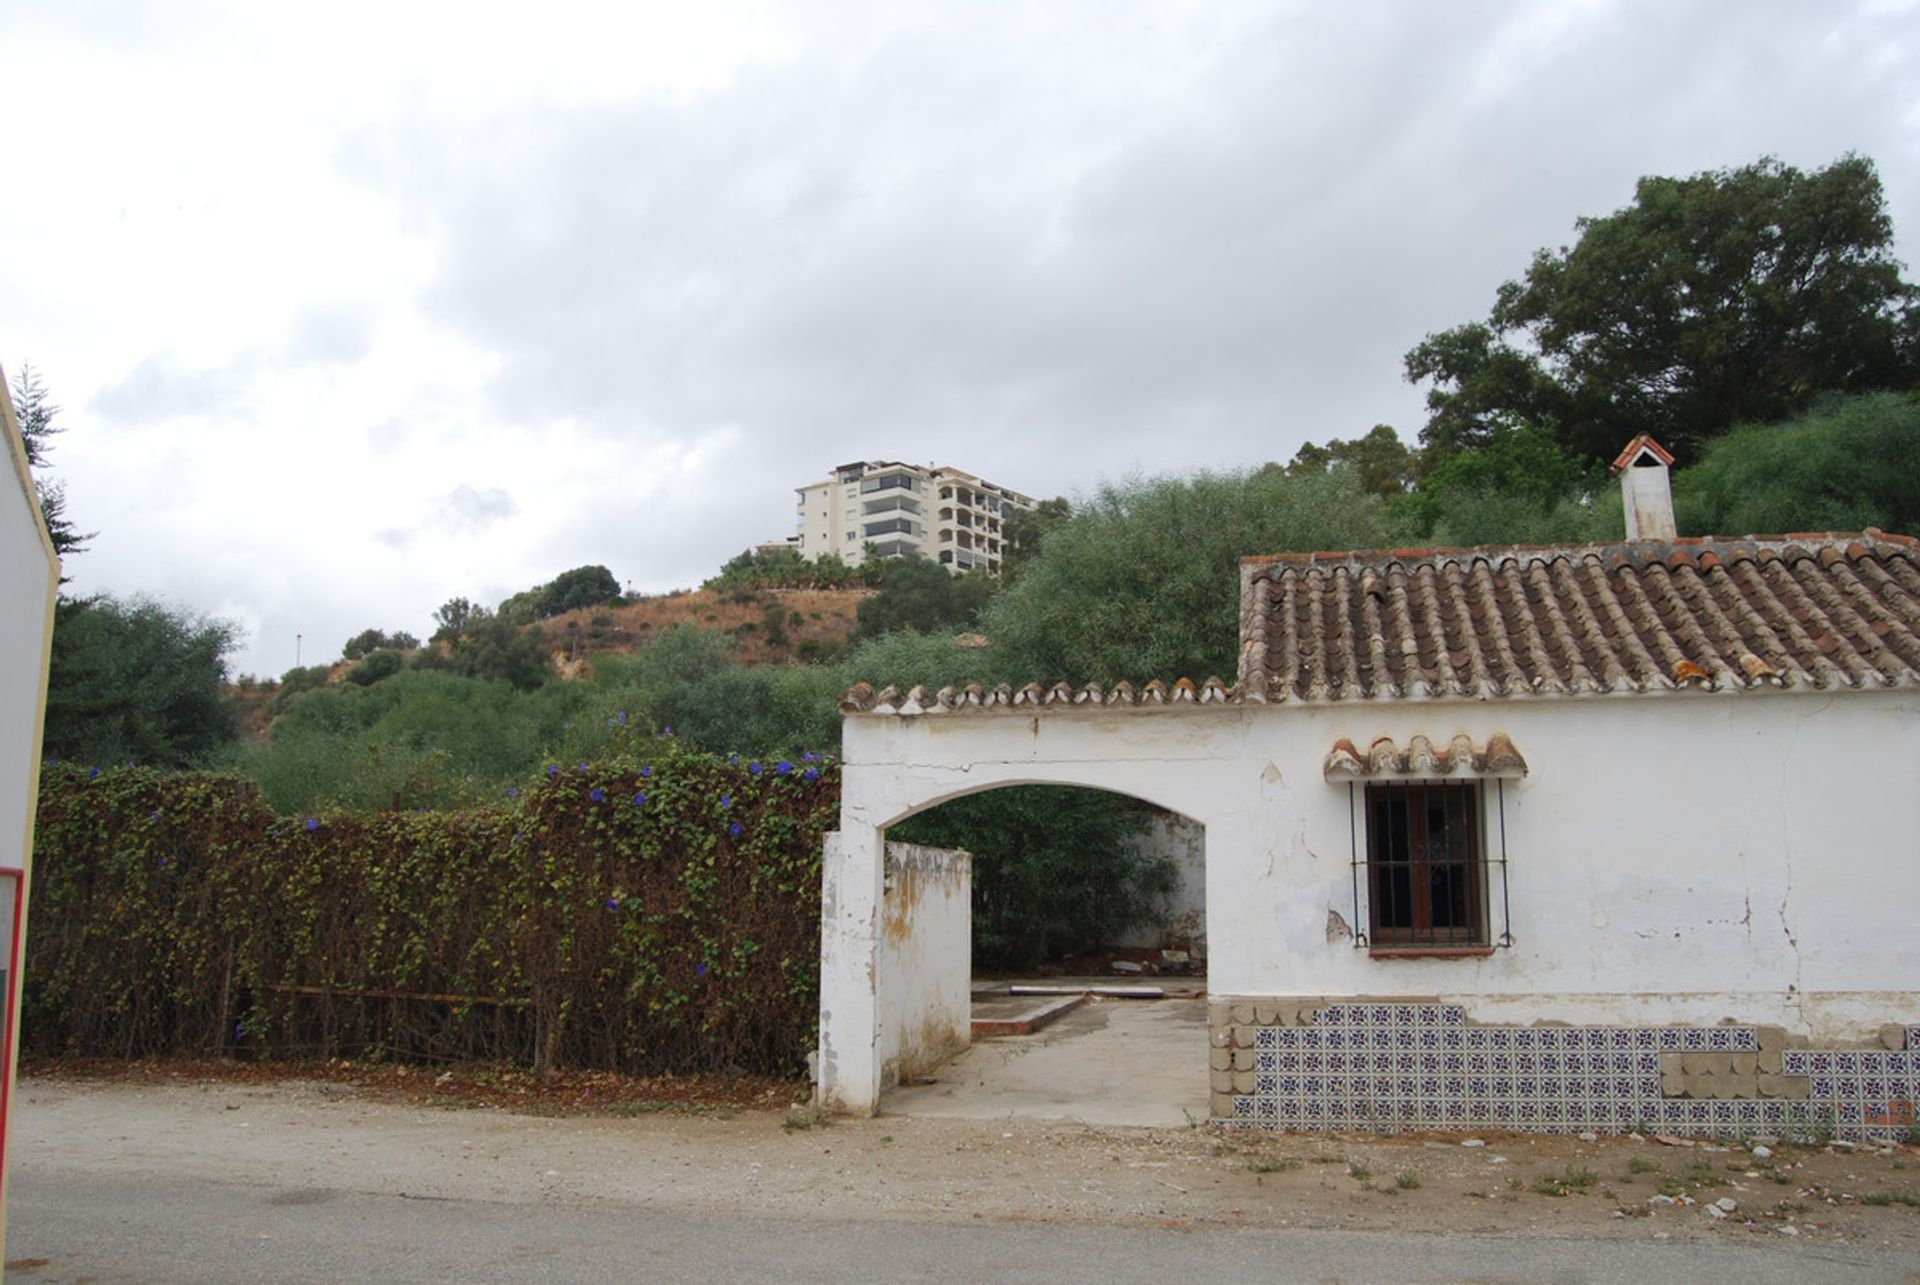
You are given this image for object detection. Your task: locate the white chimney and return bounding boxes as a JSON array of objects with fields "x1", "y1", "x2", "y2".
[{"x1": 1611, "y1": 435, "x2": 1676, "y2": 542}]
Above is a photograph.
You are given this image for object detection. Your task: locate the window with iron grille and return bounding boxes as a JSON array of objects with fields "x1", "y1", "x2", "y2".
[{"x1": 1364, "y1": 781, "x2": 1486, "y2": 949}]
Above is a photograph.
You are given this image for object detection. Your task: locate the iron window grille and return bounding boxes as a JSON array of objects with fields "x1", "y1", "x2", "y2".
[{"x1": 1347, "y1": 779, "x2": 1513, "y2": 953}]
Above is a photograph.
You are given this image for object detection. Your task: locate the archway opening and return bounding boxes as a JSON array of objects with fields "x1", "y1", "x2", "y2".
[{"x1": 874, "y1": 782, "x2": 1209, "y2": 1124}]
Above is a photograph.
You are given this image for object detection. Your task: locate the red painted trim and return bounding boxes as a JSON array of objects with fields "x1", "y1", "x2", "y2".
[
  {"x1": 1367, "y1": 946, "x2": 1496, "y2": 960},
  {"x1": 0, "y1": 869, "x2": 23, "y2": 1175}
]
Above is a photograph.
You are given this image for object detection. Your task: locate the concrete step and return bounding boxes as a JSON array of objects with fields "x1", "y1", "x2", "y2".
[{"x1": 970, "y1": 992, "x2": 1086, "y2": 1037}]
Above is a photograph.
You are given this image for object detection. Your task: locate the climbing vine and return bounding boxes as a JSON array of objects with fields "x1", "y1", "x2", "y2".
[{"x1": 26, "y1": 746, "x2": 839, "y2": 1076}]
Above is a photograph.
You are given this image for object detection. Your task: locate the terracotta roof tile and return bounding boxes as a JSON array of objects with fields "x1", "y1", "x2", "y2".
[
  {"x1": 1323, "y1": 733, "x2": 1529, "y2": 780},
  {"x1": 841, "y1": 530, "x2": 1920, "y2": 716},
  {"x1": 1238, "y1": 530, "x2": 1920, "y2": 701}
]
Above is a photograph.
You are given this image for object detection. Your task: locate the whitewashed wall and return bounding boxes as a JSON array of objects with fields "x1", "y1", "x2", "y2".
[
  {"x1": 873, "y1": 842, "x2": 971, "y2": 1089},
  {"x1": 1110, "y1": 812, "x2": 1206, "y2": 955},
  {"x1": 819, "y1": 690, "x2": 1920, "y2": 1112},
  {"x1": 0, "y1": 372, "x2": 59, "y2": 1255}
]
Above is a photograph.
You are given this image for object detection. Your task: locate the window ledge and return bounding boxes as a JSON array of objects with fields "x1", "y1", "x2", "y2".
[{"x1": 1367, "y1": 945, "x2": 1496, "y2": 960}]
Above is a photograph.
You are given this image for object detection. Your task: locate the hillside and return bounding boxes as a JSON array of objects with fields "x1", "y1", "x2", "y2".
[
  {"x1": 229, "y1": 585, "x2": 873, "y2": 740},
  {"x1": 539, "y1": 585, "x2": 870, "y2": 674}
]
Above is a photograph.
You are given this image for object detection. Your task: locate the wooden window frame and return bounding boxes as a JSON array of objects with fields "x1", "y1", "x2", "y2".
[{"x1": 1363, "y1": 781, "x2": 1488, "y2": 952}]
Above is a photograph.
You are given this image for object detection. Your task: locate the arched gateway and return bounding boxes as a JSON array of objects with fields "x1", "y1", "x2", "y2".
[
  {"x1": 819, "y1": 470, "x2": 1920, "y2": 1140},
  {"x1": 818, "y1": 679, "x2": 1240, "y2": 1115}
]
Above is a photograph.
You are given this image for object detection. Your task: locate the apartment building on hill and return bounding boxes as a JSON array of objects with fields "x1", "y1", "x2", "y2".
[{"x1": 793, "y1": 461, "x2": 1038, "y2": 573}]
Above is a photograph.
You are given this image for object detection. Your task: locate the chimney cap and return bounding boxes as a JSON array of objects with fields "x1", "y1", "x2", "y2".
[{"x1": 1610, "y1": 434, "x2": 1675, "y2": 475}]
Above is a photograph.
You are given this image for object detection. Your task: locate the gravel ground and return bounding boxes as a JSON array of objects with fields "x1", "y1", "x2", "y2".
[{"x1": 9, "y1": 1069, "x2": 1920, "y2": 1257}]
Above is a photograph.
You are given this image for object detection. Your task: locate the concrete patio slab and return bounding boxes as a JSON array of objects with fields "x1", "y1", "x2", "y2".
[{"x1": 882, "y1": 993, "x2": 1209, "y2": 1128}]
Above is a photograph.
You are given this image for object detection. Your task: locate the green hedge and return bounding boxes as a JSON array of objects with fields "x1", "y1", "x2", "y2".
[{"x1": 26, "y1": 747, "x2": 838, "y2": 1076}]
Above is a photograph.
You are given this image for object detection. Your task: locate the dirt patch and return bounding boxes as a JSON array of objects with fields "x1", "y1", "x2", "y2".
[
  {"x1": 16, "y1": 1067, "x2": 1920, "y2": 1249},
  {"x1": 22, "y1": 1057, "x2": 799, "y2": 1117},
  {"x1": 543, "y1": 586, "x2": 869, "y2": 668}
]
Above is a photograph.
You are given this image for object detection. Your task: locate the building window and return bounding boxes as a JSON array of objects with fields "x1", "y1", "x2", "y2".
[{"x1": 1364, "y1": 782, "x2": 1486, "y2": 950}]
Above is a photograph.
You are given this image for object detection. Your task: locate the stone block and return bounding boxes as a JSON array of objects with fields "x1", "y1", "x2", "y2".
[
  {"x1": 1232, "y1": 1047, "x2": 1256, "y2": 1072},
  {"x1": 1724, "y1": 1072, "x2": 1759, "y2": 1099},
  {"x1": 1681, "y1": 1052, "x2": 1727, "y2": 1077},
  {"x1": 1230, "y1": 1003, "x2": 1257, "y2": 1026},
  {"x1": 1211, "y1": 1069, "x2": 1235, "y2": 1094},
  {"x1": 1880, "y1": 1024, "x2": 1909, "y2": 1052},
  {"x1": 1208, "y1": 1002, "x2": 1233, "y2": 1029},
  {"x1": 1210, "y1": 1047, "x2": 1232, "y2": 1072},
  {"x1": 1731, "y1": 1052, "x2": 1758, "y2": 1076},
  {"x1": 1757, "y1": 1073, "x2": 1810, "y2": 1101},
  {"x1": 1253, "y1": 1000, "x2": 1282, "y2": 1025},
  {"x1": 1756, "y1": 1025, "x2": 1788, "y2": 1054},
  {"x1": 1661, "y1": 1067, "x2": 1687, "y2": 1098},
  {"x1": 1210, "y1": 1026, "x2": 1233, "y2": 1049},
  {"x1": 1659, "y1": 1052, "x2": 1684, "y2": 1076},
  {"x1": 1757, "y1": 1049, "x2": 1783, "y2": 1075},
  {"x1": 1232, "y1": 1070, "x2": 1257, "y2": 1095},
  {"x1": 1210, "y1": 1091, "x2": 1236, "y2": 1120}
]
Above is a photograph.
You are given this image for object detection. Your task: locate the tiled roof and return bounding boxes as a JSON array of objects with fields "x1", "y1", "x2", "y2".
[
  {"x1": 1323, "y1": 733, "x2": 1528, "y2": 780},
  {"x1": 1239, "y1": 531, "x2": 1920, "y2": 702},
  {"x1": 838, "y1": 676, "x2": 1237, "y2": 715}
]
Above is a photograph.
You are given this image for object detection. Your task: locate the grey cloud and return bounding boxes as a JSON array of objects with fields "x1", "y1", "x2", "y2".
[
  {"x1": 365, "y1": 416, "x2": 411, "y2": 454},
  {"x1": 341, "y1": 1, "x2": 1916, "y2": 497},
  {"x1": 374, "y1": 527, "x2": 416, "y2": 550},
  {"x1": 89, "y1": 351, "x2": 257, "y2": 422},
  {"x1": 287, "y1": 301, "x2": 377, "y2": 365},
  {"x1": 433, "y1": 483, "x2": 518, "y2": 534}
]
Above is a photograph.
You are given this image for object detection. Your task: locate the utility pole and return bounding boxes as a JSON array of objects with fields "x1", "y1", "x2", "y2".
[{"x1": 295, "y1": 634, "x2": 302, "y2": 668}]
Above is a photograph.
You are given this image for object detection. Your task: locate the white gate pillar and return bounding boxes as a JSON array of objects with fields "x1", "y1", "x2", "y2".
[{"x1": 815, "y1": 823, "x2": 885, "y2": 1114}]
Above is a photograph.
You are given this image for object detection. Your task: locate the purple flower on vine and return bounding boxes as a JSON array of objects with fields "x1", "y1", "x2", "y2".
[
  {"x1": 748, "y1": 761, "x2": 762, "y2": 776},
  {"x1": 775, "y1": 760, "x2": 792, "y2": 775},
  {"x1": 304, "y1": 817, "x2": 319, "y2": 831},
  {"x1": 577, "y1": 762, "x2": 588, "y2": 773},
  {"x1": 507, "y1": 787, "x2": 518, "y2": 799},
  {"x1": 589, "y1": 787, "x2": 605, "y2": 803},
  {"x1": 640, "y1": 766, "x2": 652, "y2": 777},
  {"x1": 728, "y1": 753, "x2": 739, "y2": 766},
  {"x1": 719, "y1": 795, "x2": 732, "y2": 809},
  {"x1": 729, "y1": 822, "x2": 742, "y2": 837},
  {"x1": 547, "y1": 763, "x2": 559, "y2": 777},
  {"x1": 605, "y1": 898, "x2": 619, "y2": 911},
  {"x1": 87, "y1": 766, "x2": 99, "y2": 779},
  {"x1": 633, "y1": 792, "x2": 647, "y2": 806},
  {"x1": 695, "y1": 964, "x2": 707, "y2": 977},
  {"x1": 803, "y1": 768, "x2": 820, "y2": 784},
  {"x1": 803, "y1": 751, "x2": 820, "y2": 763}
]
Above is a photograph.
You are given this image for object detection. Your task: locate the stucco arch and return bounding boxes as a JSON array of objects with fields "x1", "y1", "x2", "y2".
[
  {"x1": 868, "y1": 772, "x2": 1206, "y2": 834},
  {"x1": 818, "y1": 706, "x2": 1250, "y2": 1115}
]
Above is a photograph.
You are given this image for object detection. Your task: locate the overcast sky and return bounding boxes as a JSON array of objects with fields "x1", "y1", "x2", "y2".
[{"x1": 4, "y1": 1, "x2": 1915, "y2": 677}]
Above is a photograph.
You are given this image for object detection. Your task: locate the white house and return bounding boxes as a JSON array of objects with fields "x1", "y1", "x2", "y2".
[
  {"x1": 0, "y1": 366, "x2": 60, "y2": 1251},
  {"x1": 817, "y1": 439, "x2": 1920, "y2": 1140}
]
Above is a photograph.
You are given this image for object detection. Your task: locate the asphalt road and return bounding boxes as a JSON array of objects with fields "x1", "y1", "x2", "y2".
[{"x1": 8, "y1": 1169, "x2": 1917, "y2": 1283}]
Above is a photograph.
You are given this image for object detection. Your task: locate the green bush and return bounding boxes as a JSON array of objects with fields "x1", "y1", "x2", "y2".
[
  {"x1": 27, "y1": 749, "x2": 840, "y2": 1076},
  {"x1": 891, "y1": 786, "x2": 1170, "y2": 971}
]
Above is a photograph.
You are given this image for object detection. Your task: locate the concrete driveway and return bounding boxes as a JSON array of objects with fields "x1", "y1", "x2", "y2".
[{"x1": 881, "y1": 990, "x2": 1209, "y2": 1127}]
